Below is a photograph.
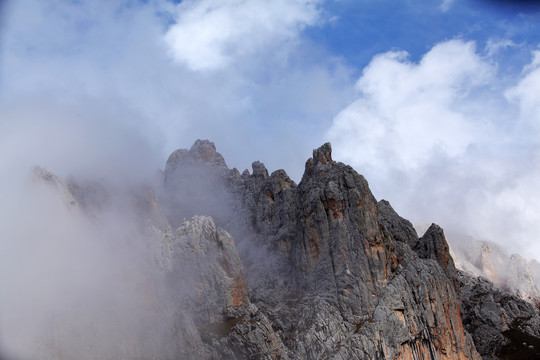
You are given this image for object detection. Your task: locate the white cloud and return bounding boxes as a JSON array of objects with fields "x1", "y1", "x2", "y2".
[
  {"x1": 0, "y1": 0, "x2": 351, "y2": 181},
  {"x1": 328, "y1": 40, "x2": 494, "y2": 173},
  {"x1": 327, "y1": 39, "x2": 540, "y2": 260},
  {"x1": 485, "y1": 38, "x2": 517, "y2": 57},
  {"x1": 164, "y1": 0, "x2": 322, "y2": 71},
  {"x1": 440, "y1": 0, "x2": 454, "y2": 12}
]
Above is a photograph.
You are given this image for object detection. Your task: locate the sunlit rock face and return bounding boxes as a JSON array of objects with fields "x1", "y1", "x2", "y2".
[{"x1": 19, "y1": 139, "x2": 540, "y2": 359}]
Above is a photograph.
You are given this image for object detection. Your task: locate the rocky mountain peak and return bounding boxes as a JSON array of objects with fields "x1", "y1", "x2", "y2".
[
  {"x1": 313, "y1": 142, "x2": 333, "y2": 165},
  {"x1": 164, "y1": 139, "x2": 227, "y2": 182},
  {"x1": 415, "y1": 223, "x2": 460, "y2": 293},
  {"x1": 162, "y1": 140, "x2": 236, "y2": 227},
  {"x1": 448, "y1": 233, "x2": 540, "y2": 303},
  {"x1": 189, "y1": 139, "x2": 227, "y2": 166},
  {"x1": 302, "y1": 142, "x2": 334, "y2": 180},
  {"x1": 251, "y1": 161, "x2": 268, "y2": 179},
  {"x1": 165, "y1": 149, "x2": 189, "y2": 170},
  {"x1": 26, "y1": 139, "x2": 540, "y2": 360}
]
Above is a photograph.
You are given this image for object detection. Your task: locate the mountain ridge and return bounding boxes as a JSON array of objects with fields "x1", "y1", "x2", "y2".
[{"x1": 20, "y1": 139, "x2": 540, "y2": 359}]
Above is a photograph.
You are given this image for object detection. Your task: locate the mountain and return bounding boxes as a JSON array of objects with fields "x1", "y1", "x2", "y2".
[
  {"x1": 17, "y1": 140, "x2": 540, "y2": 359},
  {"x1": 445, "y1": 234, "x2": 540, "y2": 303}
]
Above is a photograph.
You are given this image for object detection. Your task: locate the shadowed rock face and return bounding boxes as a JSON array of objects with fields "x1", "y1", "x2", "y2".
[
  {"x1": 377, "y1": 199, "x2": 419, "y2": 250},
  {"x1": 459, "y1": 271, "x2": 540, "y2": 360}
]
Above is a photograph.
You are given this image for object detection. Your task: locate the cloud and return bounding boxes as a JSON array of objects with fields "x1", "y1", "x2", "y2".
[
  {"x1": 327, "y1": 39, "x2": 540, "y2": 260},
  {"x1": 0, "y1": 166, "x2": 181, "y2": 359},
  {"x1": 164, "y1": 0, "x2": 322, "y2": 71},
  {"x1": 485, "y1": 38, "x2": 517, "y2": 56},
  {"x1": 0, "y1": 98, "x2": 163, "y2": 183},
  {"x1": 506, "y1": 50, "x2": 540, "y2": 119},
  {"x1": 0, "y1": 0, "x2": 351, "y2": 182},
  {"x1": 328, "y1": 40, "x2": 494, "y2": 173},
  {"x1": 2, "y1": 0, "x2": 539, "y2": 268},
  {"x1": 440, "y1": 0, "x2": 455, "y2": 12}
]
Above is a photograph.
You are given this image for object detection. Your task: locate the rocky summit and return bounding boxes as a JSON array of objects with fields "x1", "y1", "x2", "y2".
[{"x1": 31, "y1": 140, "x2": 540, "y2": 359}]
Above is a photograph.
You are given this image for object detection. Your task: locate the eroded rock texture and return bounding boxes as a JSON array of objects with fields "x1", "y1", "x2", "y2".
[
  {"x1": 33, "y1": 139, "x2": 540, "y2": 359},
  {"x1": 160, "y1": 140, "x2": 482, "y2": 359},
  {"x1": 459, "y1": 271, "x2": 540, "y2": 360}
]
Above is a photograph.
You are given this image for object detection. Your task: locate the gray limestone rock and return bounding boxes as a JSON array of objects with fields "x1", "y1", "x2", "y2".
[
  {"x1": 169, "y1": 215, "x2": 249, "y2": 322},
  {"x1": 165, "y1": 216, "x2": 288, "y2": 359},
  {"x1": 377, "y1": 199, "x2": 419, "y2": 249},
  {"x1": 292, "y1": 145, "x2": 394, "y2": 321},
  {"x1": 160, "y1": 140, "x2": 483, "y2": 359},
  {"x1": 415, "y1": 223, "x2": 460, "y2": 294},
  {"x1": 32, "y1": 139, "x2": 540, "y2": 359},
  {"x1": 162, "y1": 139, "x2": 238, "y2": 228}
]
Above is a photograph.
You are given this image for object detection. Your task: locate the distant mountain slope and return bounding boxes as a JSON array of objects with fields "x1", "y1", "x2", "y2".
[{"x1": 418, "y1": 226, "x2": 540, "y2": 303}]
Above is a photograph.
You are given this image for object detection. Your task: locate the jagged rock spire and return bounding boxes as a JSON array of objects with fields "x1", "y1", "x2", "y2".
[{"x1": 164, "y1": 139, "x2": 227, "y2": 183}]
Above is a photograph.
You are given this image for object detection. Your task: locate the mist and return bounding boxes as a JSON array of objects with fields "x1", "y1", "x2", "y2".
[
  {"x1": 0, "y1": 82, "x2": 179, "y2": 359},
  {"x1": 0, "y1": 155, "x2": 176, "y2": 359}
]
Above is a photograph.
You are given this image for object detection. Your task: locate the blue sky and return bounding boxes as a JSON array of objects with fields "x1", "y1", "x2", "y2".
[{"x1": 1, "y1": 0, "x2": 540, "y2": 259}]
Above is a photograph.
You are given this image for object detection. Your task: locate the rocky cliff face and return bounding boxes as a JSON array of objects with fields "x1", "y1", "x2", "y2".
[
  {"x1": 25, "y1": 139, "x2": 540, "y2": 359},
  {"x1": 160, "y1": 140, "x2": 480, "y2": 359}
]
